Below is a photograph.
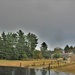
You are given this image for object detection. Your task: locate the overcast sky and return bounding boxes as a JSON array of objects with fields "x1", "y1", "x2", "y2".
[{"x1": 0, "y1": 0, "x2": 75, "y2": 50}]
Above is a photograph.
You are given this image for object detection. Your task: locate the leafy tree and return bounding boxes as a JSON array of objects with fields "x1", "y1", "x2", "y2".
[
  {"x1": 40, "y1": 42, "x2": 48, "y2": 58},
  {"x1": 16, "y1": 30, "x2": 27, "y2": 59},
  {"x1": 33, "y1": 50, "x2": 43, "y2": 59},
  {"x1": 1, "y1": 31, "x2": 7, "y2": 59},
  {"x1": 0, "y1": 30, "x2": 41, "y2": 60},
  {"x1": 64, "y1": 45, "x2": 69, "y2": 53},
  {"x1": 69, "y1": 46, "x2": 74, "y2": 53},
  {"x1": 1, "y1": 31, "x2": 6, "y2": 41},
  {"x1": 0, "y1": 36, "x2": 4, "y2": 59},
  {"x1": 54, "y1": 53, "x2": 60, "y2": 59},
  {"x1": 54, "y1": 47, "x2": 62, "y2": 53},
  {"x1": 44, "y1": 50, "x2": 51, "y2": 59},
  {"x1": 26, "y1": 32, "x2": 38, "y2": 58},
  {"x1": 54, "y1": 47, "x2": 62, "y2": 59},
  {"x1": 73, "y1": 46, "x2": 75, "y2": 53},
  {"x1": 64, "y1": 45, "x2": 74, "y2": 53},
  {"x1": 41, "y1": 42, "x2": 48, "y2": 51},
  {"x1": 4, "y1": 32, "x2": 18, "y2": 59}
]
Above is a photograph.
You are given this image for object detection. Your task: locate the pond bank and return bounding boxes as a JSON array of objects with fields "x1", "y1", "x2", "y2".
[
  {"x1": 0, "y1": 66, "x2": 74, "y2": 75},
  {"x1": 26, "y1": 62, "x2": 75, "y2": 74},
  {"x1": 0, "y1": 59, "x2": 57, "y2": 67},
  {"x1": 55, "y1": 64, "x2": 75, "y2": 74},
  {"x1": 0, "y1": 60, "x2": 75, "y2": 74}
]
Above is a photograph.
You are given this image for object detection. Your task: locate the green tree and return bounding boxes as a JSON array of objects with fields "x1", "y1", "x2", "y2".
[
  {"x1": 0, "y1": 36, "x2": 4, "y2": 59},
  {"x1": 44, "y1": 50, "x2": 51, "y2": 59},
  {"x1": 33, "y1": 50, "x2": 43, "y2": 59},
  {"x1": 41, "y1": 42, "x2": 48, "y2": 51},
  {"x1": 26, "y1": 32, "x2": 38, "y2": 58},
  {"x1": 0, "y1": 30, "x2": 39, "y2": 60},
  {"x1": 40, "y1": 42, "x2": 48, "y2": 58},
  {"x1": 64, "y1": 45, "x2": 69, "y2": 53},
  {"x1": 54, "y1": 47, "x2": 62, "y2": 53},
  {"x1": 6, "y1": 32, "x2": 19, "y2": 59},
  {"x1": 2, "y1": 31, "x2": 6, "y2": 41},
  {"x1": 73, "y1": 46, "x2": 75, "y2": 53},
  {"x1": 54, "y1": 47, "x2": 62, "y2": 59},
  {"x1": 1, "y1": 31, "x2": 7, "y2": 59},
  {"x1": 16, "y1": 30, "x2": 27, "y2": 59},
  {"x1": 69, "y1": 46, "x2": 74, "y2": 53}
]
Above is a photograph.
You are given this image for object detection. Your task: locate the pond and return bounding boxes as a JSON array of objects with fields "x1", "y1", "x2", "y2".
[{"x1": 0, "y1": 66, "x2": 74, "y2": 75}]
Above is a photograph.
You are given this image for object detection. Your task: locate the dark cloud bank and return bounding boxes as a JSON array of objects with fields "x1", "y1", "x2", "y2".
[{"x1": 0, "y1": 0, "x2": 75, "y2": 49}]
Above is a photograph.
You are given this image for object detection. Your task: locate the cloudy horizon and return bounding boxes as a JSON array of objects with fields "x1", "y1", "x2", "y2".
[{"x1": 0, "y1": 0, "x2": 75, "y2": 50}]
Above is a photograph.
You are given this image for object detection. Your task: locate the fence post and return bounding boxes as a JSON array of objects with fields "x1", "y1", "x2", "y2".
[
  {"x1": 20, "y1": 63, "x2": 22, "y2": 68},
  {"x1": 57, "y1": 61, "x2": 59, "y2": 67},
  {"x1": 43, "y1": 62, "x2": 45, "y2": 65}
]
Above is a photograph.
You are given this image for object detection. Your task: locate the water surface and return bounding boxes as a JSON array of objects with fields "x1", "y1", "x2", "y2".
[{"x1": 0, "y1": 66, "x2": 74, "y2": 75}]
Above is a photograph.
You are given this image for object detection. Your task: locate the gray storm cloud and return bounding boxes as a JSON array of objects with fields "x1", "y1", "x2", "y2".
[{"x1": 0, "y1": 0, "x2": 75, "y2": 49}]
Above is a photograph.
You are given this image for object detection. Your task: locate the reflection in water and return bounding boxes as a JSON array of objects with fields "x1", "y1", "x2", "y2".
[
  {"x1": 12, "y1": 70, "x2": 15, "y2": 75},
  {"x1": 55, "y1": 71, "x2": 59, "y2": 75},
  {"x1": 41, "y1": 69, "x2": 47, "y2": 75},
  {"x1": 0, "y1": 66, "x2": 26, "y2": 75},
  {"x1": 30, "y1": 69, "x2": 36, "y2": 75},
  {"x1": 0, "y1": 66, "x2": 74, "y2": 75},
  {"x1": 49, "y1": 70, "x2": 50, "y2": 75}
]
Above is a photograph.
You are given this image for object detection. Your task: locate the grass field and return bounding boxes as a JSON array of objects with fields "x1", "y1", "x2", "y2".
[
  {"x1": 56, "y1": 64, "x2": 75, "y2": 74},
  {"x1": 0, "y1": 59, "x2": 75, "y2": 74},
  {"x1": 0, "y1": 59, "x2": 57, "y2": 67}
]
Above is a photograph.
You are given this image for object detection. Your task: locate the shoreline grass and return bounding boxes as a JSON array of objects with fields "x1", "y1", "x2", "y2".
[
  {"x1": 0, "y1": 59, "x2": 56, "y2": 67},
  {"x1": 0, "y1": 60, "x2": 75, "y2": 74},
  {"x1": 55, "y1": 63, "x2": 75, "y2": 74}
]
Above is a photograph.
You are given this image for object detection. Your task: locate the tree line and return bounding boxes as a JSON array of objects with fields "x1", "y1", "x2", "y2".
[
  {"x1": 0, "y1": 30, "x2": 75, "y2": 60},
  {"x1": 0, "y1": 30, "x2": 51, "y2": 60},
  {"x1": 64, "y1": 45, "x2": 75, "y2": 53}
]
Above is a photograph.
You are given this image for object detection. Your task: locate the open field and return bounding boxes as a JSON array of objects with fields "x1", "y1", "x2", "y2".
[{"x1": 0, "y1": 59, "x2": 57, "y2": 67}]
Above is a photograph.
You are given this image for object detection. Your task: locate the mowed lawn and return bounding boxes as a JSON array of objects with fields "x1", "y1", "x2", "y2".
[{"x1": 0, "y1": 59, "x2": 56, "y2": 67}]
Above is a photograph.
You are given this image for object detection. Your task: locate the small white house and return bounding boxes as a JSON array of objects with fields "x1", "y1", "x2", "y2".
[
  {"x1": 61, "y1": 53, "x2": 73, "y2": 63},
  {"x1": 61, "y1": 53, "x2": 73, "y2": 58}
]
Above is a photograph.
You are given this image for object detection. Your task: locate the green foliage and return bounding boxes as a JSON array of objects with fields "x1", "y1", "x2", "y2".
[
  {"x1": 43, "y1": 50, "x2": 51, "y2": 59},
  {"x1": 54, "y1": 53, "x2": 61, "y2": 59},
  {"x1": 54, "y1": 47, "x2": 62, "y2": 53},
  {"x1": 40, "y1": 42, "x2": 49, "y2": 58},
  {"x1": 64, "y1": 45, "x2": 69, "y2": 53},
  {"x1": 0, "y1": 30, "x2": 38, "y2": 60},
  {"x1": 26, "y1": 32, "x2": 38, "y2": 58},
  {"x1": 33, "y1": 50, "x2": 43, "y2": 59},
  {"x1": 54, "y1": 47, "x2": 62, "y2": 59},
  {"x1": 64, "y1": 45, "x2": 74, "y2": 53},
  {"x1": 1, "y1": 30, "x2": 75, "y2": 60},
  {"x1": 41, "y1": 42, "x2": 48, "y2": 51},
  {"x1": 16, "y1": 30, "x2": 27, "y2": 59},
  {"x1": 2, "y1": 31, "x2": 6, "y2": 41}
]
